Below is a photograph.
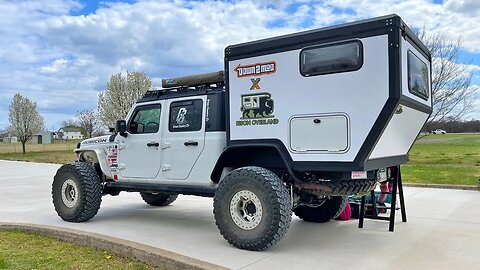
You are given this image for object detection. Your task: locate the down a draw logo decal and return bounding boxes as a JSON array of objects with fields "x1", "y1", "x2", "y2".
[
  {"x1": 237, "y1": 92, "x2": 279, "y2": 127},
  {"x1": 234, "y1": 61, "x2": 276, "y2": 78}
]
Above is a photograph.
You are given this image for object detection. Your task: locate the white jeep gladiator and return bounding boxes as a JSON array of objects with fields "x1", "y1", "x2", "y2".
[{"x1": 52, "y1": 14, "x2": 432, "y2": 251}]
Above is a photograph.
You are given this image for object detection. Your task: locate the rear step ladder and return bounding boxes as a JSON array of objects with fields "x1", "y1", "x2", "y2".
[{"x1": 358, "y1": 165, "x2": 407, "y2": 232}]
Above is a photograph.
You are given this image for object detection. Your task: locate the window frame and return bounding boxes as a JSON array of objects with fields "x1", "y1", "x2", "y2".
[
  {"x1": 168, "y1": 99, "x2": 203, "y2": 133},
  {"x1": 299, "y1": 40, "x2": 364, "y2": 77},
  {"x1": 407, "y1": 50, "x2": 430, "y2": 101},
  {"x1": 127, "y1": 104, "x2": 162, "y2": 134}
]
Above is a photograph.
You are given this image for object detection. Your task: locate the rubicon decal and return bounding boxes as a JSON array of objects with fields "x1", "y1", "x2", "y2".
[
  {"x1": 81, "y1": 137, "x2": 108, "y2": 145},
  {"x1": 234, "y1": 62, "x2": 276, "y2": 78}
]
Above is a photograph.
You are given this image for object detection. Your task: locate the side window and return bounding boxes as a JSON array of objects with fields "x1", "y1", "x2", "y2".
[
  {"x1": 408, "y1": 51, "x2": 429, "y2": 100},
  {"x1": 169, "y1": 99, "x2": 203, "y2": 132},
  {"x1": 300, "y1": 40, "x2": 363, "y2": 76},
  {"x1": 128, "y1": 105, "x2": 161, "y2": 134}
]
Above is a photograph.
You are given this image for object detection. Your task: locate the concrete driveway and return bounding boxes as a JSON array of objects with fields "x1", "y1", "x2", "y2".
[{"x1": 0, "y1": 160, "x2": 479, "y2": 269}]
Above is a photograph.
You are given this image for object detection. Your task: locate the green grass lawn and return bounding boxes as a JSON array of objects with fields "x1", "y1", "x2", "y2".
[
  {"x1": 402, "y1": 133, "x2": 480, "y2": 186},
  {"x1": 0, "y1": 150, "x2": 76, "y2": 164},
  {"x1": 0, "y1": 230, "x2": 161, "y2": 270}
]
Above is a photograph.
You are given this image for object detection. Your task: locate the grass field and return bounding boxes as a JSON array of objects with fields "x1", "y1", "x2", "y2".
[
  {"x1": 402, "y1": 133, "x2": 480, "y2": 186},
  {"x1": 0, "y1": 134, "x2": 478, "y2": 186},
  {"x1": 0, "y1": 230, "x2": 161, "y2": 270},
  {"x1": 0, "y1": 140, "x2": 81, "y2": 154}
]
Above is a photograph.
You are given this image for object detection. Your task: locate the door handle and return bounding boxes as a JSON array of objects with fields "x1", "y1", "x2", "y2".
[
  {"x1": 147, "y1": 142, "x2": 159, "y2": 147},
  {"x1": 184, "y1": 141, "x2": 198, "y2": 146}
]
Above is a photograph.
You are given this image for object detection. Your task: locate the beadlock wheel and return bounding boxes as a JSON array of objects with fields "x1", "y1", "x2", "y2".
[
  {"x1": 61, "y1": 179, "x2": 78, "y2": 208},
  {"x1": 229, "y1": 190, "x2": 263, "y2": 230}
]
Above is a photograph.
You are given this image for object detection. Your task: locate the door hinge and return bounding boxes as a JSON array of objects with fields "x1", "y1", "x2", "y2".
[
  {"x1": 117, "y1": 164, "x2": 126, "y2": 170},
  {"x1": 161, "y1": 164, "x2": 171, "y2": 171},
  {"x1": 161, "y1": 143, "x2": 170, "y2": 149}
]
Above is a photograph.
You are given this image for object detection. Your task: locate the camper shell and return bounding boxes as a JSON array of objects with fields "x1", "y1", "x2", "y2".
[{"x1": 219, "y1": 14, "x2": 431, "y2": 178}]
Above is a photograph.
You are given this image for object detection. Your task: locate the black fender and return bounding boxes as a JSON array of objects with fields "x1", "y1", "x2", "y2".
[{"x1": 210, "y1": 139, "x2": 301, "y2": 183}]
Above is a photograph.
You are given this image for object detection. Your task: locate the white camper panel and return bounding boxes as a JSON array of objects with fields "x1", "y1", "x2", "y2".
[
  {"x1": 368, "y1": 39, "x2": 431, "y2": 160},
  {"x1": 229, "y1": 35, "x2": 389, "y2": 162}
]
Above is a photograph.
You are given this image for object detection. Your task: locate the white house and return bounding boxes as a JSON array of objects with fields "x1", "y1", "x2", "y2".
[{"x1": 57, "y1": 127, "x2": 84, "y2": 140}]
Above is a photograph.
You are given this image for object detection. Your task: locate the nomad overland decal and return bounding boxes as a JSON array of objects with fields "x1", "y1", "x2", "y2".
[
  {"x1": 234, "y1": 62, "x2": 276, "y2": 78},
  {"x1": 237, "y1": 92, "x2": 279, "y2": 126}
]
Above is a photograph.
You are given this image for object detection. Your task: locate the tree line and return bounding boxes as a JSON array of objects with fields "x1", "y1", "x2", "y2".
[
  {"x1": 424, "y1": 120, "x2": 480, "y2": 133},
  {"x1": 4, "y1": 31, "x2": 479, "y2": 154}
]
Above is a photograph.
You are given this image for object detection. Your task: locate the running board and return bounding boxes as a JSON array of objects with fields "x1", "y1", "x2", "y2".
[{"x1": 105, "y1": 182, "x2": 217, "y2": 197}]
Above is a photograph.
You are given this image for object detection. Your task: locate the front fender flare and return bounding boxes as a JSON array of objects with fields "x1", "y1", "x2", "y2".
[{"x1": 75, "y1": 149, "x2": 113, "y2": 179}]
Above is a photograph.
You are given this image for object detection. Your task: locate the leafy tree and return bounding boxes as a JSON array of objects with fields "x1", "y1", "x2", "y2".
[
  {"x1": 98, "y1": 71, "x2": 152, "y2": 127},
  {"x1": 76, "y1": 110, "x2": 101, "y2": 138},
  {"x1": 8, "y1": 94, "x2": 45, "y2": 154}
]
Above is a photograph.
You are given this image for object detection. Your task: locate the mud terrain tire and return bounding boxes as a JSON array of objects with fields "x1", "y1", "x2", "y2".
[
  {"x1": 52, "y1": 162, "x2": 102, "y2": 222},
  {"x1": 213, "y1": 166, "x2": 292, "y2": 251}
]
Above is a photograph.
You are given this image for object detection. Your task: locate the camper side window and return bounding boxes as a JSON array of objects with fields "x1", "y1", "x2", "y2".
[
  {"x1": 300, "y1": 41, "x2": 362, "y2": 76},
  {"x1": 408, "y1": 51, "x2": 429, "y2": 100}
]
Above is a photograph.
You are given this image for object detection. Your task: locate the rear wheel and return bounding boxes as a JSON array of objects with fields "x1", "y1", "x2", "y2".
[
  {"x1": 52, "y1": 162, "x2": 102, "y2": 222},
  {"x1": 294, "y1": 196, "x2": 348, "y2": 223},
  {"x1": 213, "y1": 166, "x2": 292, "y2": 251},
  {"x1": 140, "y1": 192, "x2": 178, "y2": 206}
]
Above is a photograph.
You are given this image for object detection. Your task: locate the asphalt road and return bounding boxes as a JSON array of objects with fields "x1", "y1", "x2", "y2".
[{"x1": 1, "y1": 160, "x2": 479, "y2": 269}]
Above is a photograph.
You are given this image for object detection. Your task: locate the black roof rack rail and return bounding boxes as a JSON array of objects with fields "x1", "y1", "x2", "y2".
[{"x1": 137, "y1": 82, "x2": 225, "y2": 103}]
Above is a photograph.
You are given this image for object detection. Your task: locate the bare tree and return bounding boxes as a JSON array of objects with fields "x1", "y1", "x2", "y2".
[
  {"x1": 8, "y1": 94, "x2": 45, "y2": 154},
  {"x1": 76, "y1": 110, "x2": 101, "y2": 138},
  {"x1": 418, "y1": 30, "x2": 478, "y2": 124},
  {"x1": 61, "y1": 119, "x2": 78, "y2": 128},
  {"x1": 98, "y1": 71, "x2": 152, "y2": 127}
]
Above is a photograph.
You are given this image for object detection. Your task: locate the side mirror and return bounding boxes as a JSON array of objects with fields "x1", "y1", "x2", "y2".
[{"x1": 115, "y1": 120, "x2": 127, "y2": 137}]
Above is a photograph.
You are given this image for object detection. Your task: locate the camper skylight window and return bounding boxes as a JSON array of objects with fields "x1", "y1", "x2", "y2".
[
  {"x1": 408, "y1": 51, "x2": 429, "y2": 100},
  {"x1": 300, "y1": 41, "x2": 362, "y2": 77}
]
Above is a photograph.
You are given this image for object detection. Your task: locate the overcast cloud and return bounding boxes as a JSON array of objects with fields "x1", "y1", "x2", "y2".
[{"x1": 0, "y1": 0, "x2": 479, "y2": 129}]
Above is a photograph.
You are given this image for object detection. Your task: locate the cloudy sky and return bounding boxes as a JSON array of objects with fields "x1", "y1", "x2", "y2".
[{"x1": 0, "y1": 0, "x2": 479, "y2": 130}]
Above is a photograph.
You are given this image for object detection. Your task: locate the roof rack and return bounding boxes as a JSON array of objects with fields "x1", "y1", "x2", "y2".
[
  {"x1": 138, "y1": 71, "x2": 225, "y2": 103},
  {"x1": 162, "y1": 70, "x2": 224, "y2": 88}
]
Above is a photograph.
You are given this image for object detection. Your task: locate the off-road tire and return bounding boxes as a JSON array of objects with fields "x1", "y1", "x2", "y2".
[
  {"x1": 52, "y1": 162, "x2": 102, "y2": 222},
  {"x1": 213, "y1": 166, "x2": 292, "y2": 251},
  {"x1": 294, "y1": 196, "x2": 348, "y2": 223},
  {"x1": 140, "y1": 192, "x2": 178, "y2": 206},
  {"x1": 326, "y1": 179, "x2": 377, "y2": 196}
]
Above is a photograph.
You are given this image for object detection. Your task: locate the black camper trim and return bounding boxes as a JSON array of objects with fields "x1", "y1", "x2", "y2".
[{"x1": 219, "y1": 139, "x2": 409, "y2": 173}]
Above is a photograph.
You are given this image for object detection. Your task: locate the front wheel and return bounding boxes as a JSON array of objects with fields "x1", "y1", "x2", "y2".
[
  {"x1": 52, "y1": 162, "x2": 102, "y2": 222},
  {"x1": 213, "y1": 166, "x2": 292, "y2": 251}
]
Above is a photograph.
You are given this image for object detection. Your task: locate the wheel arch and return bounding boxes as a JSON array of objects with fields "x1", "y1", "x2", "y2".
[
  {"x1": 210, "y1": 143, "x2": 297, "y2": 183},
  {"x1": 75, "y1": 149, "x2": 112, "y2": 179}
]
